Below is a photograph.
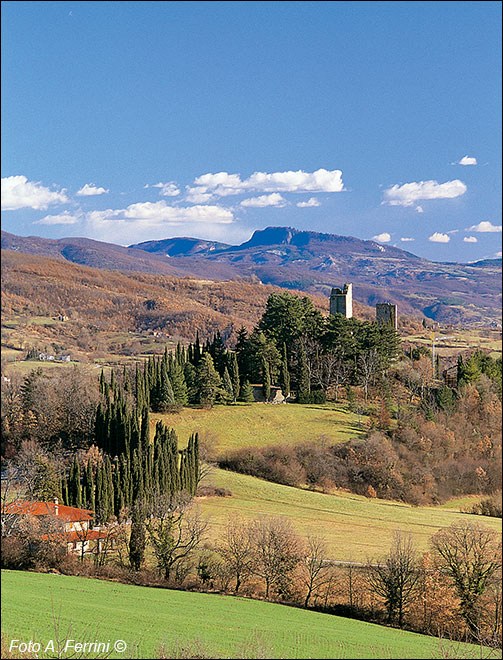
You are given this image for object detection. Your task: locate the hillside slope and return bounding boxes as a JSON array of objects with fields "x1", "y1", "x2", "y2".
[
  {"x1": 131, "y1": 227, "x2": 502, "y2": 324},
  {"x1": 1, "y1": 250, "x2": 373, "y2": 349},
  {"x1": 198, "y1": 468, "x2": 502, "y2": 561},
  {"x1": 1, "y1": 571, "x2": 485, "y2": 659},
  {"x1": 3, "y1": 228, "x2": 501, "y2": 324}
]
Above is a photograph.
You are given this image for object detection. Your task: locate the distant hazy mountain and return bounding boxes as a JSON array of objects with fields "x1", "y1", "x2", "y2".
[{"x1": 2, "y1": 227, "x2": 501, "y2": 324}]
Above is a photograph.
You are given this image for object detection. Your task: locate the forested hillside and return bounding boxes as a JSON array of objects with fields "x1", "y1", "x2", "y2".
[{"x1": 1, "y1": 249, "x2": 386, "y2": 358}]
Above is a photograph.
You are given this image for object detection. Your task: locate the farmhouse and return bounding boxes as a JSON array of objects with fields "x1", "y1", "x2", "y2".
[{"x1": 4, "y1": 499, "x2": 109, "y2": 554}]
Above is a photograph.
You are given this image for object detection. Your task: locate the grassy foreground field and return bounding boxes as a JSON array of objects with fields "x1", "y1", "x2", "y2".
[
  {"x1": 154, "y1": 402, "x2": 366, "y2": 453},
  {"x1": 197, "y1": 469, "x2": 502, "y2": 561},
  {"x1": 1, "y1": 571, "x2": 492, "y2": 659}
]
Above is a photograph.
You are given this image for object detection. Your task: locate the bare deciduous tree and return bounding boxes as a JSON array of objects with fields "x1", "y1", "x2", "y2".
[
  {"x1": 301, "y1": 536, "x2": 332, "y2": 608},
  {"x1": 218, "y1": 514, "x2": 255, "y2": 593},
  {"x1": 358, "y1": 349, "x2": 380, "y2": 401},
  {"x1": 143, "y1": 493, "x2": 208, "y2": 581},
  {"x1": 249, "y1": 516, "x2": 304, "y2": 600},
  {"x1": 366, "y1": 531, "x2": 420, "y2": 627},
  {"x1": 431, "y1": 522, "x2": 502, "y2": 640}
]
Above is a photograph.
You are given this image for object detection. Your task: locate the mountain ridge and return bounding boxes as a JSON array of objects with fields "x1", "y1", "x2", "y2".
[{"x1": 2, "y1": 228, "x2": 501, "y2": 325}]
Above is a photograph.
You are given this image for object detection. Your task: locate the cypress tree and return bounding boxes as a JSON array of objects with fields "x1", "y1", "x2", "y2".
[
  {"x1": 94, "y1": 403, "x2": 105, "y2": 449},
  {"x1": 279, "y1": 343, "x2": 290, "y2": 398},
  {"x1": 168, "y1": 430, "x2": 180, "y2": 493},
  {"x1": 175, "y1": 342, "x2": 183, "y2": 365},
  {"x1": 228, "y1": 352, "x2": 240, "y2": 402},
  {"x1": 191, "y1": 432, "x2": 199, "y2": 494},
  {"x1": 222, "y1": 367, "x2": 234, "y2": 404},
  {"x1": 61, "y1": 477, "x2": 69, "y2": 506},
  {"x1": 135, "y1": 363, "x2": 144, "y2": 410},
  {"x1": 184, "y1": 362, "x2": 197, "y2": 404},
  {"x1": 119, "y1": 453, "x2": 131, "y2": 509},
  {"x1": 123, "y1": 365, "x2": 131, "y2": 392},
  {"x1": 69, "y1": 456, "x2": 82, "y2": 508},
  {"x1": 85, "y1": 459, "x2": 95, "y2": 512},
  {"x1": 113, "y1": 463, "x2": 122, "y2": 517},
  {"x1": 140, "y1": 407, "x2": 150, "y2": 447},
  {"x1": 132, "y1": 448, "x2": 144, "y2": 501},
  {"x1": 130, "y1": 410, "x2": 140, "y2": 456},
  {"x1": 194, "y1": 331, "x2": 202, "y2": 364},
  {"x1": 95, "y1": 463, "x2": 105, "y2": 524},
  {"x1": 129, "y1": 505, "x2": 146, "y2": 571},
  {"x1": 104, "y1": 456, "x2": 114, "y2": 521},
  {"x1": 262, "y1": 357, "x2": 271, "y2": 401},
  {"x1": 155, "y1": 367, "x2": 175, "y2": 412},
  {"x1": 99, "y1": 369, "x2": 106, "y2": 395},
  {"x1": 296, "y1": 340, "x2": 310, "y2": 404}
]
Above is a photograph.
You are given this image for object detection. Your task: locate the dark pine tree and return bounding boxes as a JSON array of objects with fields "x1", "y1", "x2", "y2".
[
  {"x1": 296, "y1": 340, "x2": 310, "y2": 404},
  {"x1": 238, "y1": 379, "x2": 255, "y2": 403}
]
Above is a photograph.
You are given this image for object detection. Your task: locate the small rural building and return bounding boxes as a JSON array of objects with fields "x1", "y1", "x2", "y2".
[{"x1": 251, "y1": 385, "x2": 286, "y2": 403}]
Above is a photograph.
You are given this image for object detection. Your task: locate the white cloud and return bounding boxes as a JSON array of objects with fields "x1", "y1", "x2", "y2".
[
  {"x1": 240, "y1": 193, "x2": 286, "y2": 208},
  {"x1": 1, "y1": 175, "x2": 69, "y2": 210},
  {"x1": 466, "y1": 221, "x2": 502, "y2": 233},
  {"x1": 416, "y1": 205, "x2": 424, "y2": 213},
  {"x1": 85, "y1": 202, "x2": 235, "y2": 245},
  {"x1": 400, "y1": 237, "x2": 415, "y2": 242},
  {"x1": 87, "y1": 201, "x2": 233, "y2": 228},
  {"x1": 187, "y1": 168, "x2": 344, "y2": 201},
  {"x1": 76, "y1": 183, "x2": 109, "y2": 196},
  {"x1": 372, "y1": 232, "x2": 391, "y2": 243},
  {"x1": 34, "y1": 211, "x2": 81, "y2": 225},
  {"x1": 185, "y1": 188, "x2": 216, "y2": 204},
  {"x1": 456, "y1": 155, "x2": 477, "y2": 166},
  {"x1": 495, "y1": 251, "x2": 502, "y2": 258},
  {"x1": 463, "y1": 236, "x2": 478, "y2": 243},
  {"x1": 297, "y1": 197, "x2": 321, "y2": 208},
  {"x1": 382, "y1": 179, "x2": 467, "y2": 207},
  {"x1": 149, "y1": 182, "x2": 180, "y2": 197},
  {"x1": 429, "y1": 232, "x2": 450, "y2": 243}
]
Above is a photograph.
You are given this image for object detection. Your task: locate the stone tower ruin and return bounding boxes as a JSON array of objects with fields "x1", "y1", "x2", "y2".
[
  {"x1": 330, "y1": 283, "x2": 353, "y2": 318},
  {"x1": 376, "y1": 302, "x2": 398, "y2": 329}
]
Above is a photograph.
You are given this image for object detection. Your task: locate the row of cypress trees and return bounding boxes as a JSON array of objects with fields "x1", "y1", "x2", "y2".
[
  {"x1": 63, "y1": 422, "x2": 199, "y2": 524},
  {"x1": 63, "y1": 355, "x2": 200, "y2": 523}
]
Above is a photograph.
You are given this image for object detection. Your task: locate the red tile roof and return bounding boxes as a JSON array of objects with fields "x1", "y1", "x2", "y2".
[{"x1": 4, "y1": 501, "x2": 94, "y2": 522}]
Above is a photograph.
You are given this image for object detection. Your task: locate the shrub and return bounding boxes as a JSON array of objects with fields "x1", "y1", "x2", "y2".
[
  {"x1": 196, "y1": 485, "x2": 232, "y2": 498},
  {"x1": 464, "y1": 492, "x2": 502, "y2": 518}
]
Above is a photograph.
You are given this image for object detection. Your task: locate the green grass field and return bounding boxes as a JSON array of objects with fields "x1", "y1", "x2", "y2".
[
  {"x1": 197, "y1": 469, "x2": 502, "y2": 561},
  {"x1": 1, "y1": 571, "x2": 493, "y2": 659},
  {"x1": 155, "y1": 403, "x2": 366, "y2": 454}
]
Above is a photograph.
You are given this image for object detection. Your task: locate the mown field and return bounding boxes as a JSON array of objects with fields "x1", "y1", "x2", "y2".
[
  {"x1": 404, "y1": 328, "x2": 502, "y2": 359},
  {"x1": 197, "y1": 469, "x2": 502, "y2": 561},
  {"x1": 1, "y1": 571, "x2": 493, "y2": 659},
  {"x1": 154, "y1": 402, "x2": 366, "y2": 454}
]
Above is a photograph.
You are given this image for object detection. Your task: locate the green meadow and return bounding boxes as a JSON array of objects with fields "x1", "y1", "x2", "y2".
[
  {"x1": 197, "y1": 468, "x2": 502, "y2": 561},
  {"x1": 155, "y1": 402, "x2": 366, "y2": 454},
  {"x1": 1, "y1": 571, "x2": 493, "y2": 659}
]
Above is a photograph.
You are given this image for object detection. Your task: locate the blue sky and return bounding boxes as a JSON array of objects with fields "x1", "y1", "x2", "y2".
[{"x1": 2, "y1": 1, "x2": 501, "y2": 261}]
